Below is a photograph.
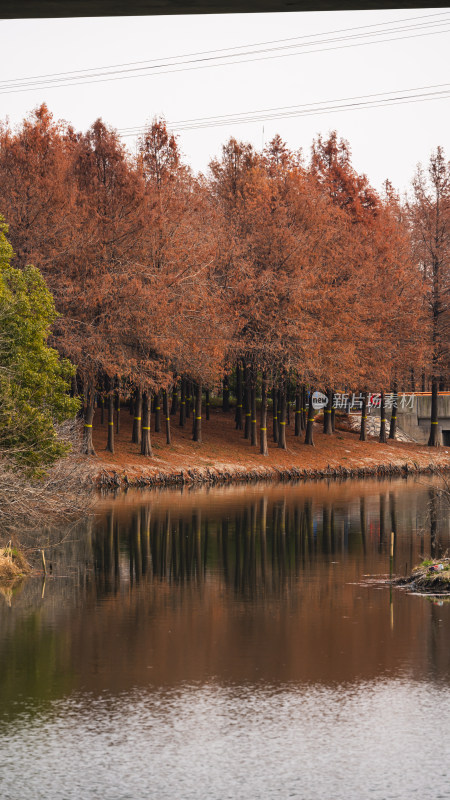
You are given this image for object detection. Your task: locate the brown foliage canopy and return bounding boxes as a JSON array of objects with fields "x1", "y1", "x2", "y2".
[
  {"x1": 0, "y1": 107, "x2": 431, "y2": 397},
  {"x1": 210, "y1": 132, "x2": 425, "y2": 388}
]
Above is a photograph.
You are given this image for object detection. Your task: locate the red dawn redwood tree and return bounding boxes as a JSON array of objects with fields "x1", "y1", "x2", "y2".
[
  {"x1": 138, "y1": 120, "x2": 230, "y2": 442},
  {"x1": 409, "y1": 149, "x2": 450, "y2": 445},
  {"x1": 0, "y1": 105, "x2": 75, "y2": 273},
  {"x1": 210, "y1": 134, "x2": 363, "y2": 450},
  {"x1": 310, "y1": 132, "x2": 425, "y2": 440},
  {"x1": 61, "y1": 118, "x2": 151, "y2": 451}
]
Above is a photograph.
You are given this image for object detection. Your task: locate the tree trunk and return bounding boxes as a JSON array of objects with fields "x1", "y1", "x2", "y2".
[
  {"x1": 205, "y1": 389, "x2": 210, "y2": 421},
  {"x1": 179, "y1": 378, "x2": 186, "y2": 427},
  {"x1": 170, "y1": 389, "x2": 178, "y2": 416},
  {"x1": 163, "y1": 390, "x2": 171, "y2": 445},
  {"x1": 141, "y1": 392, "x2": 153, "y2": 457},
  {"x1": 277, "y1": 388, "x2": 282, "y2": 441},
  {"x1": 154, "y1": 390, "x2": 161, "y2": 433},
  {"x1": 260, "y1": 372, "x2": 268, "y2": 456},
  {"x1": 302, "y1": 385, "x2": 307, "y2": 431},
  {"x1": 379, "y1": 391, "x2": 387, "y2": 443},
  {"x1": 186, "y1": 381, "x2": 191, "y2": 419},
  {"x1": 106, "y1": 391, "x2": 114, "y2": 453},
  {"x1": 250, "y1": 370, "x2": 257, "y2": 447},
  {"x1": 82, "y1": 385, "x2": 96, "y2": 455},
  {"x1": 100, "y1": 395, "x2": 104, "y2": 425},
  {"x1": 278, "y1": 387, "x2": 287, "y2": 450},
  {"x1": 189, "y1": 381, "x2": 194, "y2": 417},
  {"x1": 244, "y1": 364, "x2": 251, "y2": 439},
  {"x1": 115, "y1": 389, "x2": 120, "y2": 434},
  {"x1": 295, "y1": 383, "x2": 301, "y2": 436},
  {"x1": 388, "y1": 384, "x2": 397, "y2": 440},
  {"x1": 222, "y1": 376, "x2": 230, "y2": 412},
  {"x1": 359, "y1": 391, "x2": 368, "y2": 441},
  {"x1": 235, "y1": 360, "x2": 243, "y2": 430},
  {"x1": 132, "y1": 387, "x2": 142, "y2": 445},
  {"x1": 331, "y1": 395, "x2": 336, "y2": 433},
  {"x1": 272, "y1": 384, "x2": 278, "y2": 443},
  {"x1": 324, "y1": 387, "x2": 333, "y2": 434},
  {"x1": 428, "y1": 379, "x2": 440, "y2": 446},
  {"x1": 192, "y1": 394, "x2": 197, "y2": 435},
  {"x1": 304, "y1": 389, "x2": 315, "y2": 446},
  {"x1": 193, "y1": 381, "x2": 202, "y2": 443}
]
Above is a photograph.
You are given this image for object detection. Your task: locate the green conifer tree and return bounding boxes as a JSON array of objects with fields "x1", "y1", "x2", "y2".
[{"x1": 0, "y1": 218, "x2": 79, "y2": 473}]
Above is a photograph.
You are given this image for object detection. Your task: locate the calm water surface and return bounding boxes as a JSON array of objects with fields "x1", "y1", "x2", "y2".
[{"x1": 1, "y1": 477, "x2": 449, "y2": 799}]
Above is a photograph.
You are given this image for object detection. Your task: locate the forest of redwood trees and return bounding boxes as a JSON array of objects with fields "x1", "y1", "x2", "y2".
[{"x1": 0, "y1": 104, "x2": 448, "y2": 457}]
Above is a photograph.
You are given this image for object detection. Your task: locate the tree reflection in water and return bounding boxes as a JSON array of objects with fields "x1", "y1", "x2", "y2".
[{"x1": 87, "y1": 480, "x2": 448, "y2": 603}]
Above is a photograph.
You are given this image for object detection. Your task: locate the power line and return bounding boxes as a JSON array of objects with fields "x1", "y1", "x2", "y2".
[
  {"x1": 117, "y1": 82, "x2": 450, "y2": 136},
  {"x1": 3, "y1": 8, "x2": 449, "y2": 87},
  {"x1": 0, "y1": 12, "x2": 449, "y2": 95},
  {"x1": 2, "y1": 9, "x2": 449, "y2": 87},
  {"x1": 119, "y1": 81, "x2": 450, "y2": 130},
  {"x1": 171, "y1": 91, "x2": 450, "y2": 132}
]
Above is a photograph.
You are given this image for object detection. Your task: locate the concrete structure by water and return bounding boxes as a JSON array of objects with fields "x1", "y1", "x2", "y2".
[{"x1": 396, "y1": 393, "x2": 450, "y2": 445}]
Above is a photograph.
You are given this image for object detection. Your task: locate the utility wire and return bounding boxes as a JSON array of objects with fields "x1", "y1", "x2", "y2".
[
  {"x1": 117, "y1": 82, "x2": 450, "y2": 136},
  {"x1": 119, "y1": 81, "x2": 450, "y2": 131},
  {"x1": 0, "y1": 13, "x2": 449, "y2": 95},
  {"x1": 1, "y1": 15, "x2": 449, "y2": 89},
  {"x1": 2, "y1": 8, "x2": 448, "y2": 86},
  {"x1": 170, "y1": 90, "x2": 450, "y2": 131}
]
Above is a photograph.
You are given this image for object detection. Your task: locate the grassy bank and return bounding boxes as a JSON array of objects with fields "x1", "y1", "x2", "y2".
[
  {"x1": 84, "y1": 407, "x2": 450, "y2": 488},
  {"x1": 396, "y1": 559, "x2": 450, "y2": 593},
  {"x1": 0, "y1": 543, "x2": 30, "y2": 582}
]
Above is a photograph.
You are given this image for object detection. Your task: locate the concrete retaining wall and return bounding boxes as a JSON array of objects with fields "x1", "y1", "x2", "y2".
[{"x1": 370, "y1": 394, "x2": 450, "y2": 445}]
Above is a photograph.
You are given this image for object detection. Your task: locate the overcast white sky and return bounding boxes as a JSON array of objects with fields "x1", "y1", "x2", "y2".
[{"x1": 0, "y1": 7, "x2": 449, "y2": 193}]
